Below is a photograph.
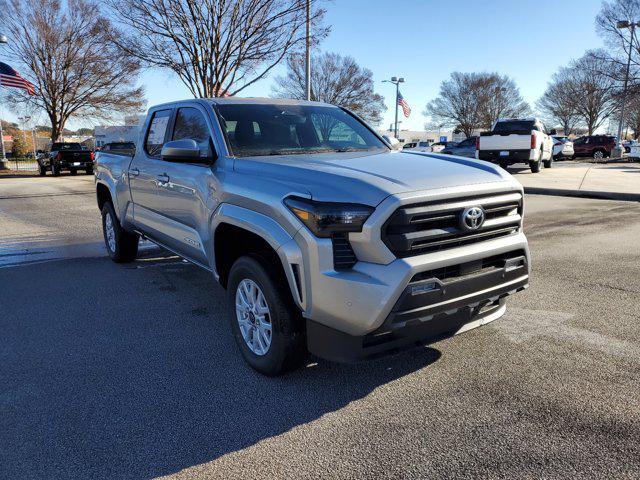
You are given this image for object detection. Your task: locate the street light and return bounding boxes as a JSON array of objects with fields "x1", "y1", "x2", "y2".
[
  {"x1": 382, "y1": 76, "x2": 405, "y2": 138},
  {"x1": 614, "y1": 19, "x2": 640, "y2": 158}
]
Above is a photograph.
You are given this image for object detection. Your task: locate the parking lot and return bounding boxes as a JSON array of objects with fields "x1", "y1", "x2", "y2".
[{"x1": 1, "y1": 175, "x2": 639, "y2": 479}]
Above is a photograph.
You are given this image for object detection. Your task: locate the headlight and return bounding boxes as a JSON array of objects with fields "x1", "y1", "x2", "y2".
[{"x1": 284, "y1": 196, "x2": 374, "y2": 238}]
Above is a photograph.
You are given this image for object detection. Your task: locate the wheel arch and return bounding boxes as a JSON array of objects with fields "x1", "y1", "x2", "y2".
[{"x1": 211, "y1": 204, "x2": 305, "y2": 310}]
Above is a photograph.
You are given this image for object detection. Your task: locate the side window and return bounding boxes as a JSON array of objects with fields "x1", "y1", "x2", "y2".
[
  {"x1": 145, "y1": 109, "x2": 171, "y2": 156},
  {"x1": 171, "y1": 107, "x2": 214, "y2": 160}
]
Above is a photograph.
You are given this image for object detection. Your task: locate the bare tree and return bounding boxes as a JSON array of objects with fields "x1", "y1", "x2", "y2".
[
  {"x1": 0, "y1": 0, "x2": 145, "y2": 142},
  {"x1": 424, "y1": 72, "x2": 529, "y2": 137},
  {"x1": 107, "y1": 0, "x2": 328, "y2": 98},
  {"x1": 564, "y1": 52, "x2": 617, "y2": 135},
  {"x1": 620, "y1": 87, "x2": 640, "y2": 138},
  {"x1": 536, "y1": 71, "x2": 580, "y2": 134},
  {"x1": 477, "y1": 73, "x2": 530, "y2": 130},
  {"x1": 272, "y1": 52, "x2": 386, "y2": 127},
  {"x1": 424, "y1": 73, "x2": 484, "y2": 137},
  {"x1": 596, "y1": 0, "x2": 640, "y2": 75}
]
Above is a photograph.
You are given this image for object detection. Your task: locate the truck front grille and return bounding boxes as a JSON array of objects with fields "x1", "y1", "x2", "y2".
[{"x1": 382, "y1": 192, "x2": 522, "y2": 258}]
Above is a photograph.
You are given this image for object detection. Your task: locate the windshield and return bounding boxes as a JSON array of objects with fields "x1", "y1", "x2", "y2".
[
  {"x1": 492, "y1": 120, "x2": 535, "y2": 135},
  {"x1": 215, "y1": 103, "x2": 387, "y2": 157}
]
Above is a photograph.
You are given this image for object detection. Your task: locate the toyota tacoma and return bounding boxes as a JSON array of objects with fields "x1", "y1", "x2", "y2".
[{"x1": 95, "y1": 98, "x2": 530, "y2": 375}]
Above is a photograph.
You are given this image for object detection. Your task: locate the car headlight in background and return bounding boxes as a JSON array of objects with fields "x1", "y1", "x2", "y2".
[{"x1": 284, "y1": 196, "x2": 374, "y2": 238}]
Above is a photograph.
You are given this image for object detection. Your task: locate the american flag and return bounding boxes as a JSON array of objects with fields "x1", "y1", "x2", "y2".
[
  {"x1": 0, "y1": 62, "x2": 36, "y2": 95},
  {"x1": 398, "y1": 91, "x2": 411, "y2": 118}
]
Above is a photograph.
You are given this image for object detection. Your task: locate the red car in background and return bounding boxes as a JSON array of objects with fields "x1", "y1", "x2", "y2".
[{"x1": 571, "y1": 135, "x2": 616, "y2": 159}]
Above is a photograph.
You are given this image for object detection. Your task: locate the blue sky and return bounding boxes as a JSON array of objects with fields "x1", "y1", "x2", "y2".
[{"x1": 3, "y1": 0, "x2": 605, "y2": 130}]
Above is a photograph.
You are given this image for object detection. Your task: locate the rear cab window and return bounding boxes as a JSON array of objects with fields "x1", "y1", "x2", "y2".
[{"x1": 492, "y1": 120, "x2": 535, "y2": 135}]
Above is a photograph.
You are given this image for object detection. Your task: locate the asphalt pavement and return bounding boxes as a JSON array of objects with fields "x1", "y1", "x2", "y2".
[{"x1": 1, "y1": 175, "x2": 639, "y2": 479}]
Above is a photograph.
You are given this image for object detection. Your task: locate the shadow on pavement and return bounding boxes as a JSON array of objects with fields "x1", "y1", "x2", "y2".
[{"x1": 0, "y1": 255, "x2": 440, "y2": 479}]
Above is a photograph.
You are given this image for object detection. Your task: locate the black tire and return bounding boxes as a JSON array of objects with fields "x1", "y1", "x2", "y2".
[
  {"x1": 543, "y1": 151, "x2": 553, "y2": 168},
  {"x1": 70, "y1": 169, "x2": 77, "y2": 175},
  {"x1": 227, "y1": 255, "x2": 306, "y2": 376},
  {"x1": 499, "y1": 161, "x2": 509, "y2": 170},
  {"x1": 86, "y1": 166, "x2": 94, "y2": 175},
  {"x1": 529, "y1": 150, "x2": 542, "y2": 173},
  {"x1": 51, "y1": 162, "x2": 60, "y2": 176},
  {"x1": 38, "y1": 164, "x2": 46, "y2": 176},
  {"x1": 101, "y1": 202, "x2": 139, "y2": 263}
]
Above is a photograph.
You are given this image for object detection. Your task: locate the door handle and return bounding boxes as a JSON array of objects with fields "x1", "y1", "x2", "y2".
[
  {"x1": 156, "y1": 173, "x2": 170, "y2": 186},
  {"x1": 130, "y1": 168, "x2": 140, "y2": 177}
]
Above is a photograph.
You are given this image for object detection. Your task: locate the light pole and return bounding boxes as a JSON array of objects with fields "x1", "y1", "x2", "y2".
[
  {"x1": 305, "y1": 0, "x2": 311, "y2": 101},
  {"x1": 383, "y1": 77, "x2": 405, "y2": 138},
  {"x1": 615, "y1": 20, "x2": 639, "y2": 158},
  {"x1": 0, "y1": 33, "x2": 7, "y2": 169}
]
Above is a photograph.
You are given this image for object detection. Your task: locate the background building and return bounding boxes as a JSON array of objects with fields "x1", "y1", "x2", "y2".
[{"x1": 93, "y1": 115, "x2": 144, "y2": 148}]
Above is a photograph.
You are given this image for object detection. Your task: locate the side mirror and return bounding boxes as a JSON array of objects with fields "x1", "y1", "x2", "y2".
[
  {"x1": 382, "y1": 135, "x2": 402, "y2": 150},
  {"x1": 161, "y1": 139, "x2": 201, "y2": 162}
]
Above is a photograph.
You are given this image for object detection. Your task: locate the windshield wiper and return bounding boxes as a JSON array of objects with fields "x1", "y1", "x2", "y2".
[{"x1": 334, "y1": 147, "x2": 376, "y2": 153}]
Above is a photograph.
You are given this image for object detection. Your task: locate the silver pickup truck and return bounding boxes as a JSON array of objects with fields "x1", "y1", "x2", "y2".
[{"x1": 95, "y1": 98, "x2": 530, "y2": 375}]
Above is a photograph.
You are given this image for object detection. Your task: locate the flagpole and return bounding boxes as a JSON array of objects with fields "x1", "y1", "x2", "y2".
[
  {"x1": 0, "y1": 83, "x2": 7, "y2": 169},
  {"x1": 0, "y1": 33, "x2": 7, "y2": 169}
]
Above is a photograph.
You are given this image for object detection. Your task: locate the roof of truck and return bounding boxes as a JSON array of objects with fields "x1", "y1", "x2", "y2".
[
  {"x1": 208, "y1": 97, "x2": 331, "y2": 107},
  {"x1": 146, "y1": 97, "x2": 335, "y2": 114}
]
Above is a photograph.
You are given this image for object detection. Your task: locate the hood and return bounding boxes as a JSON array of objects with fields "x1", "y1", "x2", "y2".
[{"x1": 233, "y1": 150, "x2": 512, "y2": 206}]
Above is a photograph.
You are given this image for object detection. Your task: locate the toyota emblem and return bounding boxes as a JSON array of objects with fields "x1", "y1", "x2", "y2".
[{"x1": 460, "y1": 206, "x2": 485, "y2": 231}]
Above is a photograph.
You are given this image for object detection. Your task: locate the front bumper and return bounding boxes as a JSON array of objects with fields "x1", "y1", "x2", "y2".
[{"x1": 307, "y1": 248, "x2": 528, "y2": 362}]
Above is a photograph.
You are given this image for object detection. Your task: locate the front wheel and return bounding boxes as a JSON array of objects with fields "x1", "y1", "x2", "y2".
[
  {"x1": 51, "y1": 162, "x2": 60, "y2": 176},
  {"x1": 101, "y1": 202, "x2": 139, "y2": 263},
  {"x1": 228, "y1": 255, "x2": 306, "y2": 376},
  {"x1": 593, "y1": 149, "x2": 605, "y2": 160}
]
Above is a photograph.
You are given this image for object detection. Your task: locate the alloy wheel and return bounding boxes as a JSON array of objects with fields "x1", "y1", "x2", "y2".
[
  {"x1": 235, "y1": 279, "x2": 272, "y2": 356},
  {"x1": 105, "y1": 212, "x2": 116, "y2": 253}
]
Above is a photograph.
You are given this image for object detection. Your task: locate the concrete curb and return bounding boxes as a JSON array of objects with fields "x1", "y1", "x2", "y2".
[{"x1": 524, "y1": 187, "x2": 640, "y2": 202}]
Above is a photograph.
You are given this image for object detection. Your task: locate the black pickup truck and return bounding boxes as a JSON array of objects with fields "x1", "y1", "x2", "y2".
[{"x1": 38, "y1": 142, "x2": 94, "y2": 176}]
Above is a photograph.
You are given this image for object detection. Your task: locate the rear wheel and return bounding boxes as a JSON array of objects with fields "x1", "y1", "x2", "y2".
[
  {"x1": 529, "y1": 149, "x2": 542, "y2": 173},
  {"x1": 38, "y1": 164, "x2": 46, "y2": 176},
  {"x1": 51, "y1": 162, "x2": 60, "y2": 176},
  {"x1": 228, "y1": 255, "x2": 306, "y2": 376},
  {"x1": 593, "y1": 149, "x2": 605, "y2": 160},
  {"x1": 70, "y1": 169, "x2": 77, "y2": 175},
  {"x1": 86, "y1": 166, "x2": 94, "y2": 175},
  {"x1": 101, "y1": 202, "x2": 139, "y2": 263},
  {"x1": 543, "y1": 150, "x2": 553, "y2": 168}
]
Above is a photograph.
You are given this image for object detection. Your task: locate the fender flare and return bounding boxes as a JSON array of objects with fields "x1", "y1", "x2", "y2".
[
  {"x1": 211, "y1": 203, "x2": 305, "y2": 310},
  {"x1": 95, "y1": 175, "x2": 131, "y2": 227}
]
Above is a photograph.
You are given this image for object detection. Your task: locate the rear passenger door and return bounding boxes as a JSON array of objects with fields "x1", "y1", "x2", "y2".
[{"x1": 129, "y1": 109, "x2": 172, "y2": 236}]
